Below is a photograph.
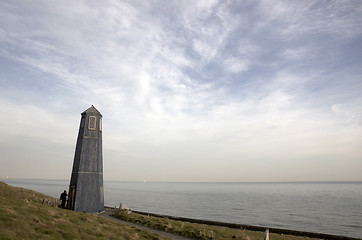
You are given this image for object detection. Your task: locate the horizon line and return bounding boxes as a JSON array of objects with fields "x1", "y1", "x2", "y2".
[{"x1": 2, "y1": 178, "x2": 362, "y2": 184}]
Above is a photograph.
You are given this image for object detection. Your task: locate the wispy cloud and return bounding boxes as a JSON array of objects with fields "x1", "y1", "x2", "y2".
[{"x1": 0, "y1": 0, "x2": 361, "y2": 181}]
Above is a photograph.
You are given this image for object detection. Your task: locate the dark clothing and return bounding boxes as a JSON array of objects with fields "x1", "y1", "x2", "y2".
[{"x1": 60, "y1": 192, "x2": 67, "y2": 209}]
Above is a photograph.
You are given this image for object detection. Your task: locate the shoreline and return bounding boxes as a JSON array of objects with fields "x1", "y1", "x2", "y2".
[
  {"x1": 3, "y1": 180, "x2": 361, "y2": 239},
  {"x1": 125, "y1": 209, "x2": 361, "y2": 240}
]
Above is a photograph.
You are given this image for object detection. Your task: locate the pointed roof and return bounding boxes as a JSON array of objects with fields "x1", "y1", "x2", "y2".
[{"x1": 82, "y1": 105, "x2": 102, "y2": 117}]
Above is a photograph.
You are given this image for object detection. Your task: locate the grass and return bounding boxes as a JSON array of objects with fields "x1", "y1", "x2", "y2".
[
  {"x1": 113, "y1": 210, "x2": 321, "y2": 240},
  {"x1": 0, "y1": 181, "x2": 171, "y2": 240}
]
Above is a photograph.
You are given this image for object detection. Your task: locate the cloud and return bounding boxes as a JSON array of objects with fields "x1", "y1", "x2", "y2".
[
  {"x1": 0, "y1": 100, "x2": 77, "y2": 142},
  {"x1": 331, "y1": 102, "x2": 362, "y2": 126},
  {"x1": 223, "y1": 58, "x2": 250, "y2": 73},
  {"x1": 0, "y1": 0, "x2": 361, "y2": 181}
]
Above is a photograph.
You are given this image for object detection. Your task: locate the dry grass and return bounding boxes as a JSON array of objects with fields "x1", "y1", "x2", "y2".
[
  {"x1": 0, "y1": 181, "x2": 171, "y2": 240},
  {"x1": 113, "y1": 210, "x2": 321, "y2": 240}
]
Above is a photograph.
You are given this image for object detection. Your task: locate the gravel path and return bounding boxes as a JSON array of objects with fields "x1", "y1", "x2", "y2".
[{"x1": 98, "y1": 209, "x2": 192, "y2": 240}]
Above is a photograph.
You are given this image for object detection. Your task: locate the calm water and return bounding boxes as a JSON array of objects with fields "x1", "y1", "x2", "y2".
[{"x1": 3, "y1": 179, "x2": 362, "y2": 239}]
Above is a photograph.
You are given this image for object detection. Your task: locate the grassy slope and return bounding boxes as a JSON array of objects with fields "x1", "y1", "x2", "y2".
[
  {"x1": 0, "y1": 181, "x2": 170, "y2": 240},
  {"x1": 113, "y1": 210, "x2": 320, "y2": 240}
]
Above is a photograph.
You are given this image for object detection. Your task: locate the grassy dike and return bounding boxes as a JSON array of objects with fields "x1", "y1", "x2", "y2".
[
  {"x1": 0, "y1": 181, "x2": 171, "y2": 240},
  {"x1": 113, "y1": 209, "x2": 319, "y2": 240}
]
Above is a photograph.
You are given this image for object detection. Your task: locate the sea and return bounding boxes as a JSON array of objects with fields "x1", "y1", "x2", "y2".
[{"x1": 3, "y1": 179, "x2": 362, "y2": 239}]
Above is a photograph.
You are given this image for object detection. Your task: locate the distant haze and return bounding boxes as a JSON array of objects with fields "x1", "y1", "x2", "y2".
[{"x1": 0, "y1": 1, "x2": 361, "y2": 182}]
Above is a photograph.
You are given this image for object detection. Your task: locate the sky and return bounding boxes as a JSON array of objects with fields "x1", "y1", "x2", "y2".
[{"x1": 0, "y1": 0, "x2": 361, "y2": 182}]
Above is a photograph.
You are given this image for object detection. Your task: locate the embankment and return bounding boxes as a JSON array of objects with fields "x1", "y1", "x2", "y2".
[{"x1": 132, "y1": 209, "x2": 361, "y2": 240}]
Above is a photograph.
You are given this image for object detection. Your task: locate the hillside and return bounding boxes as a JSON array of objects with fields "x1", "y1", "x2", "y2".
[{"x1": 0, "y1": 181, "x2": 170, "y2": 240}]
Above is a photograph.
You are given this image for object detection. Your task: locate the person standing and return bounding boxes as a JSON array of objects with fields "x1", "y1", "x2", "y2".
[{"x1": 60, "y1": 190, "x2": 68, "y2": 209}]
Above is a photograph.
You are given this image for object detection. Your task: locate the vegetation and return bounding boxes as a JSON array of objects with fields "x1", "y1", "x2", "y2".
[
  {"x1": 113, "y1": 210, "x2": 319, "y2": 240},
  {"x1": 0, "y1": 181, "x2": 322, "y2": 240},
  {"x1": 0, "y1": 181, "x2": 170, "y2": 240}
]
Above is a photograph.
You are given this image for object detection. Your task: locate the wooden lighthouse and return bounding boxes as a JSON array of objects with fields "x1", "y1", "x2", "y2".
[{"x1": 67, "y1": 105, "x2": 104, "y2": 213}]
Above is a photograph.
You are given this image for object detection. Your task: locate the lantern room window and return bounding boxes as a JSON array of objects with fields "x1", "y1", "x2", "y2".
[{"x1": 88, "y1": 116, "x2": 96, "y2": 130}]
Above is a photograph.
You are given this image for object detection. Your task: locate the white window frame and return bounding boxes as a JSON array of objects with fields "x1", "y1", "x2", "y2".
[{"x1": 88, "y1": 116, "x2": 97, "y2": 130}]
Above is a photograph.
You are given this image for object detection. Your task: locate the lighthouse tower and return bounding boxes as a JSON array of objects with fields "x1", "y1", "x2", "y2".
[{"x1": 67, "y1": 105, "x2": 104, "y2": 213}]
